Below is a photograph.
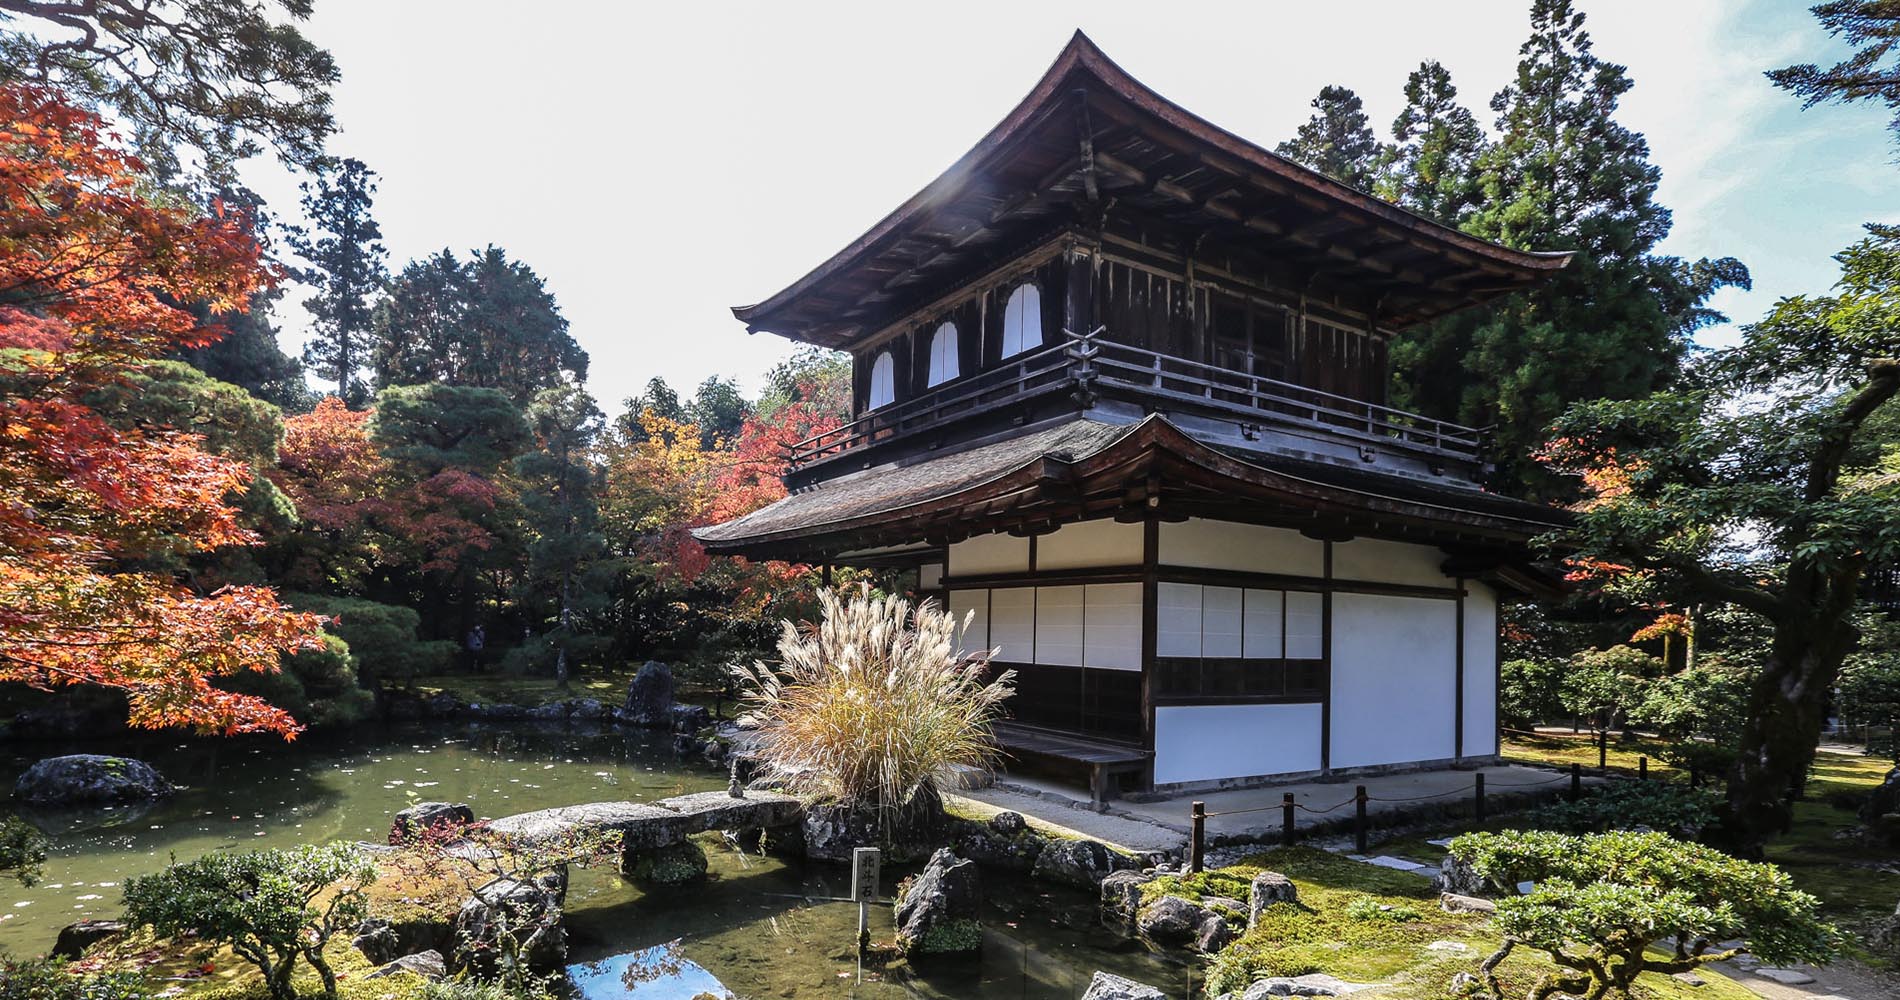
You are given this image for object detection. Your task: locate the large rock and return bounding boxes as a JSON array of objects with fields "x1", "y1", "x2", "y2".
[
  {"x1": 365, "y1": 950, "x2": 447, "y2": 982},
  {"x1": 1243, "y1": 973, "x2": 1377, "y2": 997},
  {"x1": 51, "y1": 919, "x2": 124, "y2": 960},
  {"x1": 1082, "y1": 970, "x2": 1168, "y2": 1000},
  {"x1": 1136, "y1": 894, "x2": 1209, "y2": 947},
  {"x1": 619, "y1": 661, "x2": 675, "y2": 727},
  {"x1": 950, "y1": 813, "x2": 1046, "y2": 872},
  {"x1": 802, "y1": 792, "x2": 945, "y2": 863},
  {"x1": 388, "y1": 802, "x2": 475, "y2": 845},
  {"x1": 14, "y1": 755, "x2": 173, "y2": 805},
  {"x1": 894, "y1": 848, "x2": 984, "y2": 957},
  {"x1": 1435, "y1": 854, "x2": 1494, "y2": 897},
  {"x1": 1863, "y1": 767, "x2": 1900, "y2": 837},
  {"x1": 670, "y1": 704, "x2": 711, "y2": 733},
  {"x1": 1196, "y1": 914, "x2": 1233, "y2": 953},
  {"x1": 452, "y1": 872, "x2": 567, "y2": 976},
  {"x1": 352, "y1": 917, "x2": 403, "y2": 964},
  {"x1": 1099, "y1": 869, "x2": 1154, "y2": 920},
  {"x1": 1031, "y1": 838, "x2": 1126, "y2": 890},
  {"x1": 1249, "y1": 871, "x2": 1299, "y2": 928}
]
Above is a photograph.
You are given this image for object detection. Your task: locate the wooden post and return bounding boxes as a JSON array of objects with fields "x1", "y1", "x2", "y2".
[
  {"x1": 1189, "y1": 801, "x2": 1206, "y2": 873},
  {"x1": 1282, "y1": 793, "x2": 1296, "y2": 845},
  {"x1": 1570, "y1": 763, "x2": 1582, "y2": 802},
  {"x1": 1597, "y1": 729, "x2": 1607, "y2": 769},
  {"x1": 1474, "y1": 772, "x2": 1486, "y2": 826},
  {"x1": 1353, "y1": 785, "x2": 1368, "y2": 854},
  {"x1": 1639, "y1": 756, "x2": 1648, "y2": 782}
]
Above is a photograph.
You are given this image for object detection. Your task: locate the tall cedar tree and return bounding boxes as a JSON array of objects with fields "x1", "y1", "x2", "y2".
[
  {"x1": 688, "y1": 375, "x2": 749, "y2": 450},
  {"x1": 371, "y1": 246, "x2": 587, "y2": 403},
  {"x1": 1274, "y1": 85, "x2": 1390, "y2": 191},
  {"x1": 1771, "y1": 2, "x2": 1900, "y2": 143},
  {"x1": 1379, "y1": 61, "x2": 1487, "y2": 225},
  {"x1": 0, "y1": 84, "x2": 321, "y2": 735},
  {"x1": 0, "y1": 0, "x2": 337, "y2": 179},
  {"x1": 289, "y1": 158, "x2": 387, "y2": 407},
  {"x1": 514, "y1": 383, "x2": 614, "y2": 685},
  {"x1": 1389, "y1": 0, "x2": 1747, "y2": 497},
  {"x1": 1542, "y1": 225, "x2": 1900, "y2": 852}
]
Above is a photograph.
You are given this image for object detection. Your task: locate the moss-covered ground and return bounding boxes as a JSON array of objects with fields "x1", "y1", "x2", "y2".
[{"x1": 1193, "y1": 846, "x2": 1758, "y2": 999}]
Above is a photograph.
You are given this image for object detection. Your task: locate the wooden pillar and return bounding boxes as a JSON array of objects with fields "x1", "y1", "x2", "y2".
[
  {"x1": 1140, "y1": 515, "x2": 1160, "y2": 773},
  {"x1": 1454, "y1": 577, "x2": 1466, "y2": 761}
]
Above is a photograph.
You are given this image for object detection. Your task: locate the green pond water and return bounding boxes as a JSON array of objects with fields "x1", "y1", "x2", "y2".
[{"x1": 0, "y1": 722, "x2": 1190, "y2": 998}]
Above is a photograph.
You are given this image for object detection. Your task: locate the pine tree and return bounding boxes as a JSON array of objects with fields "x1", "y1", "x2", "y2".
[
  {"x1": 289, "y1": 159, "x2": 387, "y2": 408},
  {"x1": 1379, "y1": 61, "x2": 1487, "y2": 224},
  {"x1": 1388, "y1": 0, "x2": 1749, "y2": 497},
  {"x1": 1274, "y1": 85, "x2": 1390, "y2": 190},
  {"x1": 513, "y1": 383, "x2": 615, "y2": 686},
  {"x1": 369, "y1": 246, "x2": 586, "y2": 403},
  {"x1": 1770, "y1": 2, "x2": 1900, "y2": 145}
]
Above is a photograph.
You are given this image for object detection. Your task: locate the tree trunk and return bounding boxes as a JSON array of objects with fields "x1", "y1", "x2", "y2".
[{"x1": 1723, "y1": 614, "x2": 1853, "y2": 854}]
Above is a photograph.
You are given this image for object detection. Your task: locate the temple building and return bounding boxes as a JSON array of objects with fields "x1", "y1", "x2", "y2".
[{"x1": 697, "y1": 33, "x2": 1570, "y2": 802}]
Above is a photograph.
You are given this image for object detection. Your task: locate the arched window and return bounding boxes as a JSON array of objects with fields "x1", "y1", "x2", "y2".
[
  {"x1": 926, "y1": 322, "x2": 959, "y2": 387},
  {"x1": 1000, "y1": 283, "x2": 1042, "y2": 358},
  {"x1": 867, "y1": 350, "x2": 895, "y2": 410}
]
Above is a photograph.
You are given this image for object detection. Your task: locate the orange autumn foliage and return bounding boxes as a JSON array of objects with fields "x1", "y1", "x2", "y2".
[{"x1": 0, "y1": 83, "x2": 321, "y2": 736}]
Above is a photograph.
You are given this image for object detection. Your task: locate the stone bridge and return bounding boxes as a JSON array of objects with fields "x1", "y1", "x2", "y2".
[{"x1": 484, "y1": 790, "x2": 803, "y2": 869}]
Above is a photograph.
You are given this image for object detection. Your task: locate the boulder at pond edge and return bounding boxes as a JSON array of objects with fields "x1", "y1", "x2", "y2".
[
  {"x1": 14, "y1": 755, "x2": 174, "y2": 805},
  {"x1": 894, "y1": 848, "x2": 984, "y2": 957}
]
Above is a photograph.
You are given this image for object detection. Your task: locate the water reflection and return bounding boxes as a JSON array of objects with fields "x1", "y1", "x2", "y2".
[{"x1": 569, "y1": 941, "x2": 735, "y2": 1000}]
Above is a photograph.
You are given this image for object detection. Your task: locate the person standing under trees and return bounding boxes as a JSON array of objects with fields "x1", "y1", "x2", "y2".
[{"x1": 465, "y1": 624, "x2": 486, "y2": 673}]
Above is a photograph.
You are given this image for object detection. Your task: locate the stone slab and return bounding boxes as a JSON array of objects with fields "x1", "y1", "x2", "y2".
[{"x1": 484, "y1": 802, "x2": 677, "y2": 844}]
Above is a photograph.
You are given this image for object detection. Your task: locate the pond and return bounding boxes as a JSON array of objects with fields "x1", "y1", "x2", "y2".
[{"x1": 1, "y1": 723, "x2": 1190, "y2": 998}]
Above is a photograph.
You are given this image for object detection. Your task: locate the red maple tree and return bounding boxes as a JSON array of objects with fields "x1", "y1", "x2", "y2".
[{"x1": 0, "y1": 83, "x2": 322, "y2": 736}]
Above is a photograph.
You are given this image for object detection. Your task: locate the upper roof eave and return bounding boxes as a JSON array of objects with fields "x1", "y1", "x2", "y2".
[{"x1": 731, "y1": 30, "x2": 1571, "y2": 341}]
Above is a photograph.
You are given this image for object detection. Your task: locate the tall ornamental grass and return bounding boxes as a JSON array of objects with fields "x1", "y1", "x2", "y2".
[{"x1": 732, "y1": 585, "x2": 1014, "y2": 816}]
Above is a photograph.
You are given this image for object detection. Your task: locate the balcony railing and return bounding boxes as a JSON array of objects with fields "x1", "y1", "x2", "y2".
[{"x1": 784, "y1": 327, "x2": 1486, "y2": 472}]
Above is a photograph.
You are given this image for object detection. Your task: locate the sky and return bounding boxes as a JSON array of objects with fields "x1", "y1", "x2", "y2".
[{"x1": 237, "y1": 0, "x2": 1900, "y2": 414}]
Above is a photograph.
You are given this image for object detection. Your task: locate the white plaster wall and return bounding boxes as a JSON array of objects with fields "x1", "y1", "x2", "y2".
[
  {"x1": 1332, "y1": 538, "x2": 1451, "y2": 588},
  {"x1": 1034, "y1": 585, "x2": 1085, "y2": 667},
  {"x1": 1038, "y1": 518, "x2": 1143, "y2": 570},
  {"x1": 1158, "y1": 518, "x2": 1324, "y2": 577},
  {"x1": 1083, "y1": 582, "x2": 1143, "y2": 670},
  {"x1": 1330, "y1": 593, "x2": 1458, "y2": 769},
  {"x1": 1463, "y1": 582, "x2": 1500, "y2": 758},
  {"x1": 1154, "y1": 704, "x2": 1323, "y2": 783},
  {"x1": 948, "y1": 589, "x2": 989, "y2": 652},
  {"x1": 989, "y1": 587, "x2": 1035, "y2": 663},
  {"x1": 919, "y1": 563, "x2": 945, "y2": 590},
  {"x1": 949, "y1": 533, "x2": 1030, "y2": 576}
]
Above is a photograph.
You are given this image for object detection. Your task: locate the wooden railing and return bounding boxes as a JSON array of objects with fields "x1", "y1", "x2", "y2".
[
  {"x1": 783, "y1": 327, "x2": 1486, "y2": 471},
  {"x1": 783, "y1": 340, "x2": 1075, "y2": 469},
  {"x1": 1079, "y1": 331, "x2": 1485, "y2": 462}
]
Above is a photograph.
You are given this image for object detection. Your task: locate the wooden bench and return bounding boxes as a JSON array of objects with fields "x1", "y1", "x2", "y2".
[{"x1": 992, "y1": 722, "x2": 1151, "y2": 809}]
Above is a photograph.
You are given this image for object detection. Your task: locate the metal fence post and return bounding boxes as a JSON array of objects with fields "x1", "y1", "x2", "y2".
[
  {"x1": 1189, "y1": 801, "x2": 1206, "y2": 873},
  {"x1": 1570, "y1": 763, "x2": 1582, "y2": 802},
  {"x1": 1353, "y1": 785, "x2": 1369, "y2": 854},
  {"x1": 1282, "y1": 793, "x2": 1296, "y2": 845},
  {"x1": 1474, "y1": 772, "x2": 1486, "y2": 826}
]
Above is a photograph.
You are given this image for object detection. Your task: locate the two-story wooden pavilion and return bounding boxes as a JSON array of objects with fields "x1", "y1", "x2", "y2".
[{"x1": 697, "y1": 32, "x2": 1570, "y2": 800}]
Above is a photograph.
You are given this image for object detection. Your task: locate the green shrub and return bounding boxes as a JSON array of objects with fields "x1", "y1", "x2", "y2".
[
  {"x1": 1522, "y1": 780, "x2": 1724, "y2": 840},
  {"x1": 1343, "y1": 894, "x2": 1419, "y2": 923},
  {"x1": 1499, "y1": 658, "x2": 1564, "y2": 728},
  {"x1": 0, "y1": 957, "x2": 147, "y2": 1000},
  {"x1": 731, "y1": 585, "x2": 1014, "y2": 817},
  {"x1": 122, "y1": 843, "x2": 377, "y2": 1000},
  {"x1": 223, "y1": 633, "x2": 375, "y2": 728},
  {"x1": 1447, "y1": 830, "x2": 1837, "y2": 1000},
  {"x1": 0, "y1": 815, "x2": 47, "y2": 886},
  {"x1": 286, "y1": 594, "x2": 455, "y2": 686}
]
